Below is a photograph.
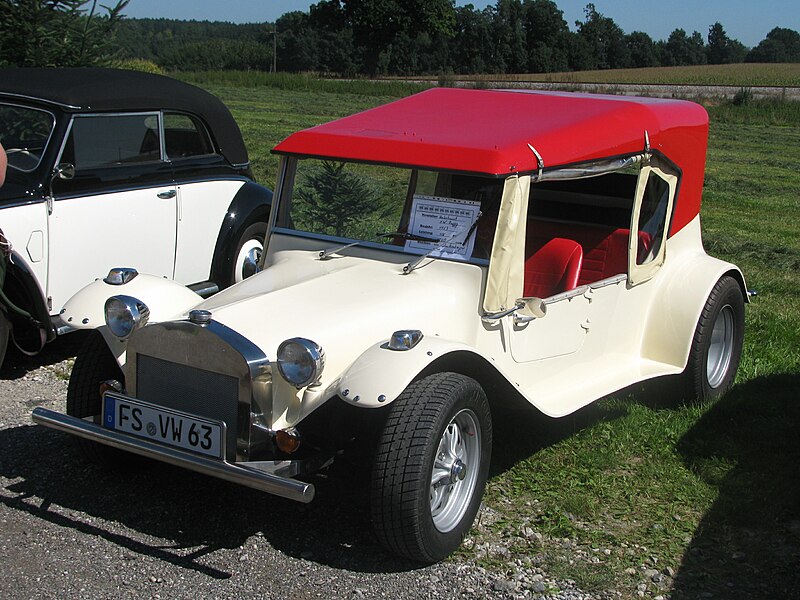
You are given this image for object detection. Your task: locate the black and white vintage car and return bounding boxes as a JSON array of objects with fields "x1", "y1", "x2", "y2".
[{"x1": 0, "y1": 68, "x2": 272, "y2": 365}]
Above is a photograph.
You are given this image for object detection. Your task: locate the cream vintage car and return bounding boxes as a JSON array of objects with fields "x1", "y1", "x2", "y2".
[{"x1": 33, "y1": 88, "x2": 746, "y2": 563}]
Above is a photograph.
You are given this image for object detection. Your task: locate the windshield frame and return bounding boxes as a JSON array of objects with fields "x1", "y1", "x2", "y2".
[
  {"x1": 0, "y1": 101, "x2": 57, "y2": 173},
  {"x1": 269, "y1": 155, "x2": 500, "y2": 267}
]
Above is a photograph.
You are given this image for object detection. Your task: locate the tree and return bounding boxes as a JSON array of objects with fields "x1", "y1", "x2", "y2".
[
  {"x1": 747, "y1": 27, "x2": 800, "y2": 63},
  {"x1": 626, "y1": 31, "x2": 659, "y2": 68},
  {"x1": 707, "y1": 22, "x2": 747, "y2": 64},
  {"x1": 522, "y1": 0, "x2": 570, "y2": 73},
  {"x1": 343, "y1": 0, "x2": 456, "y2": 75},
  {"x1": 575, "y1": 3, "x2": 630, "y2": 70},
  {"x1": 0, "y1": 0, "x2": 128, "y2": 67},
  {"x1": 294, "y1": 161, "x2": 382, "y2": 238},
  {"x1": 660, "y1": 28, "x2": 706, "y2": 66}
]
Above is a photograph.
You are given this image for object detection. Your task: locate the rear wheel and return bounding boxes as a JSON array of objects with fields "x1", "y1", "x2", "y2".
[
  {"x1": 229, "y1": 222, "x2": 266, "y2": 285},
  {"x1": 370, "y1": 372, "x2": 491, "y2": 563},
  {"x1": 683, "y1": 275, "x2": 745, "y2": 402},
  {"x1": 67, "y1": 331, "x2": 127, "y2": 463}
]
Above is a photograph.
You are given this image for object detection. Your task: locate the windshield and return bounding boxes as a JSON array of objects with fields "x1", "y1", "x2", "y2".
[
  {"x1": 0, "y1": 103, "x2": 56, "y2": 172},
  {"x1": 275, "y1": 158, "x2": 503, "y2": 262}
]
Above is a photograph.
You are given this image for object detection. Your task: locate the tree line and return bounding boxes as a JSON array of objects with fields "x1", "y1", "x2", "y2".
[{"x1": 1, "y1": 0, "x2": 799, "y2": 74}]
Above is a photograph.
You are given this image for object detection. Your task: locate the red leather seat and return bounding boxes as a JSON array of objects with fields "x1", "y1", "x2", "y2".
[{"x1": 523, "y1": 237, "x2": 583, "y2": 298}]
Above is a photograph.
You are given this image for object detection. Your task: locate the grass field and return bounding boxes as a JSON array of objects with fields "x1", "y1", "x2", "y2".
[
  {"x1": 190, "y1": 74, "x2": 800, "y2": 598},
  {"x1": 407, "y1": 63, "x2": 800, "y2": 88}
]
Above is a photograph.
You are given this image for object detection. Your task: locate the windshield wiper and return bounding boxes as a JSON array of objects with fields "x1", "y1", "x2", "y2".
[
  {"x1": 403, "y1": 211, "x2": 483, "y2": 274},
  {"x1": 319, "y1": 230, "x2": 442, "y2": 260},
  {"x1": 379, "y1": 231, "x2": 440, "y2": 243}
]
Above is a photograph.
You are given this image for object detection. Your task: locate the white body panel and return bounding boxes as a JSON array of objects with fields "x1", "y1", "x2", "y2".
[
  {"x1": 1, "y1": 201, "x2": 49, "y2": 294},
  {"x1": 173, "y1": 180, "x2": 245, "y2": 283},
  {"x1": 47, "y1": 188, "x2": 178, "y2": 311}
]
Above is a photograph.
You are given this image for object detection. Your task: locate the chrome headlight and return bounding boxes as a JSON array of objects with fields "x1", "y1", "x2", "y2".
[
  {"x1": 276, "y1": 337, "x2": 325, "y2": 388},
  {"x1": 105, "y1": 295, "x2": 150, "y2": 339}
]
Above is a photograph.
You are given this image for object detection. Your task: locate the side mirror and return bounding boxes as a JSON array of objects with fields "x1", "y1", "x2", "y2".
[
  {"x1": 53, "y1": 163, "x2": 75, "y2": 181},
  {"x1": 514, "y1": 297, "x2": 547, "y2": 324},
  {"x1": 47, "y1": 163, "x2": 75, "y2": 214}
]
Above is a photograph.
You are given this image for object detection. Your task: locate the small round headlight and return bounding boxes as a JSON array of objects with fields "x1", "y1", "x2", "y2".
[
  {"x1": 276, "y1": 338, "x2": 325, "y2": 388},
  {"x1": 105, "y1": 295, "x2": 149, "y2": 339}
]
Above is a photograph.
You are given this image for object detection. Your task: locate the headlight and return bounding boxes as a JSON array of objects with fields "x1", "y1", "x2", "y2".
[
  {"x1": 105, "y1": 295, "x2": 149, "y2": 339},
  {"x1": 276, "y1": 337, "x2": 325, "y2": 388}
]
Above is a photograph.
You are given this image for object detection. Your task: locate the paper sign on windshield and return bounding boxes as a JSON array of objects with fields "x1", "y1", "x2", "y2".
[{"x1": 405, "y1": 195, "x2": 481, "y2": 260}]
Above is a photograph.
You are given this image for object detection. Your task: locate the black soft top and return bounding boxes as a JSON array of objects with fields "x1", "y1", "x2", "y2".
[{"x1": 0, "y1": 68, "x2": 248, "y2": 166}]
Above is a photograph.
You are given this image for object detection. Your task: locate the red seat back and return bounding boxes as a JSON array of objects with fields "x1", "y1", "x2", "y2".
[{"x1": 523, "y1": 237, "x2": 583, "y2": 298}]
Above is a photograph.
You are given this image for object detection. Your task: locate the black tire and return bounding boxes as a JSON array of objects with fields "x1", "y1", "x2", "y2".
[
  {"x1": 683, "y1": 275, "x2": 745, "y2": 403},
  {"x1": 66, "y1": 331, "x2": 126, "y2": 463},
  {"x1": 228, "y1": 222, "x2": 266, "y2": 286},
  {"x1": 370, "y1": 372, "x2": 492, "y2": 563}
]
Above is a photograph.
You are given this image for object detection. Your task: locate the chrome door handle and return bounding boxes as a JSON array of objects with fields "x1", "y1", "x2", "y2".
[{"x1": 157, "y1": 190, "x2": 177, "y2": 199}]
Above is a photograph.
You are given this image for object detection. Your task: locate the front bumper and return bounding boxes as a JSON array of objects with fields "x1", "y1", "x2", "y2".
[{"x1": 31, "y1": 407, "x2": 314, "y2": 503}]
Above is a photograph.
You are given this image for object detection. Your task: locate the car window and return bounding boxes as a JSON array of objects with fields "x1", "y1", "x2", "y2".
[
  {"x1": 63, "y1": 114, "x2": 162, "y2": 170},
  {"x1": 276, "y1": 158, "x2": 500, "y2": 263},
  {"x1": 0, "y1": 103, "x2": 55, "y2": 172},
  {"x1": 635, "y1": 170, "x2": 671, "y2": 266},
  {"x1": 164, "y1": 113, "x2": 214, "y2": 159}
]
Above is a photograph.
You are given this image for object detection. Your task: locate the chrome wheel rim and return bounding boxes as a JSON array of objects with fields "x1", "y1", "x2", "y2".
[
  {"x1": 235, "y1": 239, "x2": 263, "y2": 282},
  {"x1": 707, "y1": 304, "x2": 735, "y2": 388},
  {"x1": 430, "y1": 408, "x2": 481, "y2": 533}
]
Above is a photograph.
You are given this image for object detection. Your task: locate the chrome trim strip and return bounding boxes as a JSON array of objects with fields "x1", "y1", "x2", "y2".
[
  {"x1": 0, "y1": 93, "x2": 80, "y2": 110},
  {"x1": 588, "y1": 273, "x2": 627, "y2": 290},
  {"x1": 31, "y1": 407, "x2": 314, "y2": 503},
  {"x1": 543, "y1": 285, "x2": 589, "y2": 305}
]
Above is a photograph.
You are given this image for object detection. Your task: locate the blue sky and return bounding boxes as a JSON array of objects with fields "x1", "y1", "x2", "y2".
[{"x1": 121, "y1": 0, "x2": 799, "y2": 47}]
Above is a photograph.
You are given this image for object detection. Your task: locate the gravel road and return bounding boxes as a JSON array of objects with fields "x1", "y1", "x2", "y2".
[{"x1": 0, "y1": 334, "x2": 609, "y2": 600}]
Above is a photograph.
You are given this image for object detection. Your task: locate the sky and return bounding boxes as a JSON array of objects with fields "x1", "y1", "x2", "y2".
[{"x1": 121, "y1": 0, "x2": 800, "y2": 48}]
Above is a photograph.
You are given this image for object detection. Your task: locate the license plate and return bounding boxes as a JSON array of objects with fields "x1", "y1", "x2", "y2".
[{"x1": 102, "y1": 393, "x2": 224, "y2": 459}]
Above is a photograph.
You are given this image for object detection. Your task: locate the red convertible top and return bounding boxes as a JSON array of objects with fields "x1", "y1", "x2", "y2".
[{"x1": 273, "y1": 88, "x2": 709, "y2": 234}]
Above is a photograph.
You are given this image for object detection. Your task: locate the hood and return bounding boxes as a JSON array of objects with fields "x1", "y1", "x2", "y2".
[{"x1": 194, "y1": 248, "x2": 486, "y2": 384}]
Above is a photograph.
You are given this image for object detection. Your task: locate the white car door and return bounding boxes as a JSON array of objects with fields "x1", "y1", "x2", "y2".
[{"x1": 46, "y1": 113, "x2": 177, "y2": 312}]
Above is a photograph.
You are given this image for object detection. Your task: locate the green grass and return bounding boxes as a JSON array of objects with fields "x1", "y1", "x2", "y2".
[{"x1": 197, "y1": 78, "x2": 799, "y2": 598}]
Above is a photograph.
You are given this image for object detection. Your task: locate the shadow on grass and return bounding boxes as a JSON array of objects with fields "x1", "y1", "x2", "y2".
[{"x1": 672, "y1": 373, "x2": 800, "y2": 599}]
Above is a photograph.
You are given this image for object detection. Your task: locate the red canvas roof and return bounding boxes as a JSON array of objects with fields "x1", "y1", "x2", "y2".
[{"x1": 273, "y1": 88, "x2": 709, "y2": 234}]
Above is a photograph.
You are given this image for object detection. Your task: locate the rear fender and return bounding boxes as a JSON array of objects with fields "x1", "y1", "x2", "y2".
[
  {"x1": 641, "y1": 253, "x2": 746, "y2": 369},
  {"x1": 209, "y1": 181, "x2": 273, "y2": 287}
]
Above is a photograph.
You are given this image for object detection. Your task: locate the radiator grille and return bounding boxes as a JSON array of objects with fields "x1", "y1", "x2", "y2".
[{"x1": 136, "y1": 354, "x2": 239, "y2": 457}]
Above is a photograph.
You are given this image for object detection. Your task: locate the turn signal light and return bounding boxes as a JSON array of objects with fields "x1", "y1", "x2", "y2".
[{"x1": 275, "y1": 428, "x2": 301, "y2": 454}]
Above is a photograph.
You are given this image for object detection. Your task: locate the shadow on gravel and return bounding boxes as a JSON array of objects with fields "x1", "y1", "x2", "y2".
[
  {"x1": 0, "y1": 331, "x2": 89, "y2": 380},
  {"x1": 0, "y1": 423, "x2": 421, "y2": 578},
  {"x1": 672, "y1": 374, "x2": 800, "y2": 600}
]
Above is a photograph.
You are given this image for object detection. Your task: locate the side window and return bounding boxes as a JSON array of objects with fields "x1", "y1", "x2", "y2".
[
  {"x1": 64, "y1": 114, "x2": 161, "y2": 170},
  {"x1": 635, "y1": 171, "x2": 671, "y2": 266},
  {"x1": 628, "y1": 165, "x2": 678, "y2": 286},
  {"x1": 164, "y1": 113, "x2": 214, "y2": 159}
]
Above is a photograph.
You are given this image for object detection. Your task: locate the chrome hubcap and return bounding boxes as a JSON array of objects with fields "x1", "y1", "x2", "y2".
[
  {"x1": 236, "y1": 239, "x2": 263, "y2": 282},
  {"x1": 430, "y1": 409, "x2": 481, "y2": 533},
  {"x1": 707, "y1": 304, "x2": 735, "y2": 388}
]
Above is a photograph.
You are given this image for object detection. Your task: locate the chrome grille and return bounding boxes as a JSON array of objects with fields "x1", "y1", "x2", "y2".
[{"x1": 136, "y1": 354, "x2": 239, "y2": 458}]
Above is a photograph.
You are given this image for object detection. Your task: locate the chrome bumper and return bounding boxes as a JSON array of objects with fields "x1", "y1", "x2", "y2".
[{"x1": 31, "y1": 407, "x2": 314, "y2": 503}]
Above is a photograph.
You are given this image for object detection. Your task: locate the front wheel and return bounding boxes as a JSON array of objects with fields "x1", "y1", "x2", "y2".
[
  {"x1": 228, "y1": 222, "x2": 266, "y2": 285},
  {"x1": 370, "y1": 373, "x2": 492, "y2": 563},
  {"x1": 683, "y1": 275, "x2": 745, "y2": 402},
  {"x1": 67, "y1": 331, "x2": 126, "y2": 463}
]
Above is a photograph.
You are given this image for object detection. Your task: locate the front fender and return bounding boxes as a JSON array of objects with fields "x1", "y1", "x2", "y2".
[
  {"x1": 59, "y1": 273, "x2": 201, "y2": 334},
  {"x1": 332, "y1": 336, "x2": 479, "y2": 408}
]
